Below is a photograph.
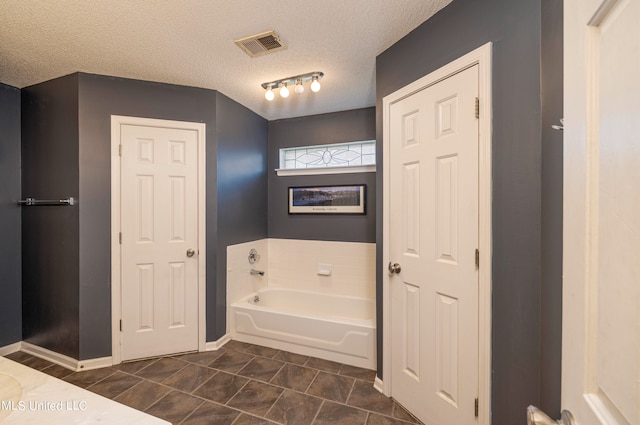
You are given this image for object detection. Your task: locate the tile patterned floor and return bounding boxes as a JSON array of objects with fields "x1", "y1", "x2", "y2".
[{"x1": 5, "y1": 341, "x2": 422, "y2": 425}]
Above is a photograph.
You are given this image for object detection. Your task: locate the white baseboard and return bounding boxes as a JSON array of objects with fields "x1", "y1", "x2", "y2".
[
  {"x1": 21, "y1": 342, "x2": 78, "y2": 370},
  {"x1": 373, "y1": 376, "x2": 385, "y2": 394},
  {"x1": 21, "y1": 342, "x2": 112, "y2": 372},
  {"x1": 0, "y1": 342, "x2": 22, "y2": 357},
  {"x1": 77, "y1": 356, "x2": 113, "y2": 371},
  {"x1": 205, "y1": 334, "x2": 231, "y2": 351}
]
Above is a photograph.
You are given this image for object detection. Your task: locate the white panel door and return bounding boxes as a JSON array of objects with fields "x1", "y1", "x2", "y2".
[
  {"x1": 120, "y1": 124, "x2": 199, "y2": 361},
  {"x1": 563, "y1": 0, "x2": 640, "y2": 424},
  {"x1": 389, "y1": 65, "x2": 479, "y2": 425}
]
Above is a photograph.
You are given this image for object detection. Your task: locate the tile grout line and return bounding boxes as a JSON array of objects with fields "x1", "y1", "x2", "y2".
[
  {"x1": 111, "y1": 378, "x2": 146, "y2": 402},
  {"x1": 117, "y1": 356, "x2": 283, "y2": 419},
  {"x1": 109, "y1": 369, "x2": 222, "y2": 416},
  {"x1": 8, "y1": 349, "x2": 414, "y2": 424},
  {"x1": 153, "y1": 359, "x2": 191, "y2": 387},
  {"x1": 364, "y1": 410, "x2": 371, "y2": 424},
  {"x1": 122, "y1": 356, "x2": 161, "y2": 375},
  {"x1": 186, "y1": 368, "x2": 220, "y2": 395},
  {"x1": 141, "y1": 355, "x2": 389, "y2": 423},
  {"x1": 175, "y1": 398, "x2": 205, "y2": 425},
  {"x1": 310, "y1": 399, "x2": 326, "y2": 425},
  {"x1": 140, "y1": 385, "x2": 168, "y2": 415},
  {"x1": 76, "y1": 369, "x2": 118, "y2": 392},
  {"x1": 266, "y1": 361, "x2": 288, "y2": 386},
  {"x1": 230, "y1": 343, "x2": 378, "y2": 381},
  {"x1": 302, "y1": 368, "x2": 320, "y2": 394},
  {"x1": 262, "y1": 386, "x2": 287, "y2": 422},
  {"x1": 239, "y1": 356, "x2": 287, "y2": 383},
  {"x1": 222, "y1": 373, "x2": 255, "y2": 409},
  {"x1": 344, "y1": 376, "x2": 357, "y2": 405}
]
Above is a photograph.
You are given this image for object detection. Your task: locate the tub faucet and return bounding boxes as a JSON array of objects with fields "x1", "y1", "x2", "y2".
[{"x1": 250, "y1": 269, "x2": 265, "y2": 276}]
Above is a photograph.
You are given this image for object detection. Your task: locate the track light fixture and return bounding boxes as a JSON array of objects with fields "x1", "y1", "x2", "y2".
[
  {"x1": 280, "y1": 82, "x2": 290, "y2": 98},
  {"x1": 264, "y1": 84, "x2": 275, "y2": 101},
  {"x1": 262, "y1": 72, "x2": 324, "y2": 101},
  {"x1": 310, "y1": 75, "x2": 321, "y2": 93}
]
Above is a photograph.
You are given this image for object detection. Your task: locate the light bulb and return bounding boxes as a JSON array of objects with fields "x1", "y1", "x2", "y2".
[
  {"x1": 265, "y1": 87, "x2": 275, "y2": 101},
  {"x1": 280, "y1": 83, "x2": 290, "y2": 98},
  {"x1": 310, "y1": 76, "x2": 321, "y2": 93},
  {"x1": 294, "y1": 79, "x2": 304, "y2": 94}
]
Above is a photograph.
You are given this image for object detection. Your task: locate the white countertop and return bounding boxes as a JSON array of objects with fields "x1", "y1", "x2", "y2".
[{"x1": 0, "y1": 357, "x2": 170, "y2": 424}]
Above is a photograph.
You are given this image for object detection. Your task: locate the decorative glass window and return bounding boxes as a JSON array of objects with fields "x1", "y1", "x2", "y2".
[{"x1": 277, "y1": 140, "x2": 376, "y2": 176}]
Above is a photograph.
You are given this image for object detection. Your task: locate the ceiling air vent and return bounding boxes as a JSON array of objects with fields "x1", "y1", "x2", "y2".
[{"x1": 235, "y1": 30, "x2": 287, "y2": 58}]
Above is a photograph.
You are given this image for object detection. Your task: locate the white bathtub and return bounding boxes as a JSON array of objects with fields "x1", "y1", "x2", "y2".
[{"x1": 230, "y1": 288, "x2": 376, "y2": 370}]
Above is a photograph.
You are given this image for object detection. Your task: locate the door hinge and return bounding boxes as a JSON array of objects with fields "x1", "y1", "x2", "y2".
[
  {"x1": 118, "y1": 144, "x2": 122, "y2": 156},
  {"x1": 119, "y1": 232, "x2": 122, "y2": 244},
  {"x1": 475, "y1": 398, "x2": 479, "y2": 417},
  {"x1": 475, "y1": 97, "x2": 480, "y2": 119},
  {"x1": 119, "y1": 320, "x2": 122, "y2": 332},
  {"x1": 475, "y1": 249, "x2": 479, "y2": 269}
]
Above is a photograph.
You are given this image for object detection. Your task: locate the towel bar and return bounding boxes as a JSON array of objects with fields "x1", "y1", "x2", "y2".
[{"x1": 18, "y1": 197, "x2": 75, "y2": 206}]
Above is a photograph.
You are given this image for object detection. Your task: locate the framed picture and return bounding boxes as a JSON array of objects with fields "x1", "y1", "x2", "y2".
[{"x1": 288, "y1": 185, "x2": 366, "y2": 214}]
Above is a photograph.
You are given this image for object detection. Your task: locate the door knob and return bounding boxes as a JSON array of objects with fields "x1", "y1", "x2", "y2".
[
  {"x1": 388, "y1": 262, "x2": 401, "y2": 274},
  {"x1": 186, "y1": 248, "x2": 196, "y2": 258}
]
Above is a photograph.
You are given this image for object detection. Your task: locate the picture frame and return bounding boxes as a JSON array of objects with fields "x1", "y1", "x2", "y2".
[{"x1": 288, "y1": 185, "x2": 366, "y2": 214}]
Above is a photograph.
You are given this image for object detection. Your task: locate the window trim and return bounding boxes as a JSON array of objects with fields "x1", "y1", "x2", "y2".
[
  {"x1": 275, "y1": 164, "x2": 376, "y2": 176},
  {"x1": 276, "y1": 140, "x2": 376, "y2": 176}
]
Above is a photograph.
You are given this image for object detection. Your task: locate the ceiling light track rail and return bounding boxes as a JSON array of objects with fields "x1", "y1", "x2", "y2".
[
  {"x1": 262, "y1": 71, "x2": 324, "y2": 100},
  {"x1": 261, "y1": 71, "x2": 324, "y2": 90}
]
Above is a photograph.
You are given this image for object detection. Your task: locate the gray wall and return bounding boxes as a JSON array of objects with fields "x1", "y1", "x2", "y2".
[
  {"x1": 376, "y1": 0, "x2": 560, "y2": 423},
  {"x1": 21, "y1": 74, "x2": 80, "y2": 358},
  {"x1": 213, "y1": 93, "x2": 268, "y2": 340},
  {"x1": 540, "y1": 0, "x2": 563, "y2": 417},
  {"x1": 0, "y1": 83, "x2": 22, "y2": 347},
  {"x1": 19, "y1": 72, "x2": 267, "y2": 359},
  {"x1": 77, "y1": 73, "x2": 219, "y2": 359},
  {"x1": 78, "y1": 74, "x2": 267, "y2": 355},
  {"x1": 268, "y1": 108, "x2": 376, "y2": 242}
]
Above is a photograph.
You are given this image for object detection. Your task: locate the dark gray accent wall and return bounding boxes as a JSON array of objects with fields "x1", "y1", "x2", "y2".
[
  {"x1": 268, "y1": 108, "x2": 376, "y2": 242},
  {"x1": 77, "y1": 75, "x2": 268, "y2": 354},
  {"x1": 375, "y1": 1, "x2": 559, "y2": 424},
  {"x1": 0, "y1": 83, "x2": 22, "y2": 347},
  {"x1": 21, "y1": 74, "x2": 80, "y2": 358},
  {"x1": 213, "y1": 93, "x2": 268, "y2": 339},
  {"x1": 18, "y1": 72, "x2": 268, "y2": 360},
  {"x1": 540, "y1": 0, "x2": 563, "y2": 417},
  {"x1": 77, "y1": 73, "x2": 218, "y2": 359},
  {"x1": 79, "y1": 73, "x2": 222, "y2": 360}
]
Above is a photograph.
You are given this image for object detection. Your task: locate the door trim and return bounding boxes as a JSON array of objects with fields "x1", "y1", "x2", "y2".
[
  {"x1": 382, "y1": 42, "x2": 492, "y2": 425},
  {"x1": 110, "y1": 115, "x2": 207, "y2": 365}
]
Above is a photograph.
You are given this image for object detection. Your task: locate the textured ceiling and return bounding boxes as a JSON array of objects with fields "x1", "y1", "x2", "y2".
[{"x1": 0, "y1": 0, "x2": 451, "y2": 120}]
